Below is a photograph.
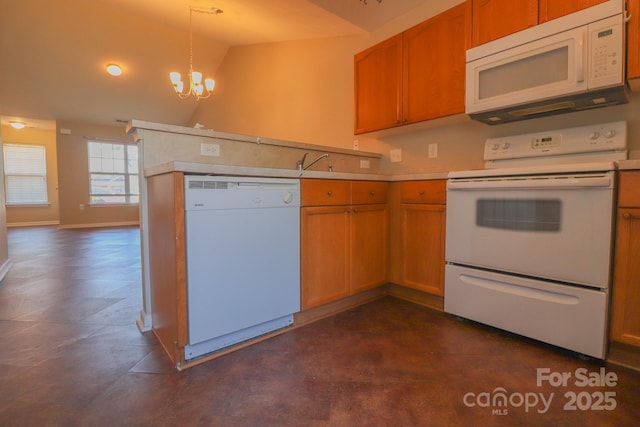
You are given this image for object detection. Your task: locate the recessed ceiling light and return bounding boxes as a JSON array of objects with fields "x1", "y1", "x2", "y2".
[
  {"x1": 9, "y1": 121, "x2": 26, "y2": 130},
  {"x1": 106, "y1": 64, "x2": 123, "y2": 76}
]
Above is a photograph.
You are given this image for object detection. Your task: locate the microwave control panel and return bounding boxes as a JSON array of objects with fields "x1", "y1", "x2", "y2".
[
  {"x1": 484, "y1": 120, "x2": 627, "y2": 162},
  {"x1": 589, "y1": 15, "x2": 624, "y2": 85}
]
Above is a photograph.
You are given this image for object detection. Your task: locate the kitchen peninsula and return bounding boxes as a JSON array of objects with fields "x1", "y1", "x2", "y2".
[{"x1": 128, "y1": 120, "x2": 447, "y2": 369}]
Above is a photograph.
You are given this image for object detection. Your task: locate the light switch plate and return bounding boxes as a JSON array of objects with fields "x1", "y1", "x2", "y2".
[{"x1": 390, "y1": 149, "x2": 402, "y2": 163}]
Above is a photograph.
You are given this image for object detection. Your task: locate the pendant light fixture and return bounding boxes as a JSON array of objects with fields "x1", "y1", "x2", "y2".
[{"x1": 169, "y1": 7, "x2": 222, "y2": 100}]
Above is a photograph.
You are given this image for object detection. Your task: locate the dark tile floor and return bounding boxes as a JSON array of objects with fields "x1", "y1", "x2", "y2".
[{"x1": 0, "y1": 226, "x2": 639, "y2": 426}]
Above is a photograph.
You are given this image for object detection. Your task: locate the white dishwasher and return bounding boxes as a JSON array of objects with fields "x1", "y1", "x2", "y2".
[{"x1": 183, "y1": 175, "x2": 300, "y2": 360}]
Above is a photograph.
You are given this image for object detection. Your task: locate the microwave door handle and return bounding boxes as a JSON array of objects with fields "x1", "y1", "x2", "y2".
[{"x1": 576, "y1": 31, "x2": 585, "y2": 83}]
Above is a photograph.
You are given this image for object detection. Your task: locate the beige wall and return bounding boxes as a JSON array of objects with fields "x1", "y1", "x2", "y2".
[
  {"x1": 57, "y1": 121, "x2": 139, "y2": 228},
  {"x1": 0, "y1": 128, "x2": 10, "y2": 276},
  {"x1": 2, "y1": 125, "x2": 60, "y2": 226},
  {"x1": 190, "y1": 0, "x2": 640, "y2": 174}
]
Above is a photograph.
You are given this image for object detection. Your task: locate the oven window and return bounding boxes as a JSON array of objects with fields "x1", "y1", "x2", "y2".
[{"x1": 476, "y1": 199, "x2": 561, "y2": 231}]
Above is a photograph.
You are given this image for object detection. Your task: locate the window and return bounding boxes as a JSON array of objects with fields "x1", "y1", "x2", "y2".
[
  {"x1": 88, "y1": 141, "x2": 139, "y2": 204},
  {"x1": 3, "y1": 143, "x2": 48, "y2": 205}
]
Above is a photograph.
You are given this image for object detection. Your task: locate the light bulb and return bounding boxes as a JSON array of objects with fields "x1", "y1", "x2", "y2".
[
  {"x1": 10, "y1": 121, "x2": 26, "y2": 130},
  {"x1": 205, "y1": 78, "x2": 215, "y2": 92},
  {"x1": 106, "y1": 64, "x2": 123, "y2": 76}
]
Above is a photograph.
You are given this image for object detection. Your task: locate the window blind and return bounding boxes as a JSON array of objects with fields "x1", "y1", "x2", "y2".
[{"x1": 3, "y1": 144, "x2": 48, "y2": 205}]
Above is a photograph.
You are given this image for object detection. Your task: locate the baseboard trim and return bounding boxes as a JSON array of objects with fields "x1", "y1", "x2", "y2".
[
  {"x1": 58, "y1": 221, "x2": 139, "y2": 229},
  {"x1": 294, "y1": 287, "x2": 388, "y2": 328},
  {"x1": 608, "y1": 341, "x2": 640, "y2": 372},
  {"x1": 386, "y1": 283, "x2": 444, "y2": 312},
  {"x1": 7, "y1": 221, "x2": 59, "y2": 228}
]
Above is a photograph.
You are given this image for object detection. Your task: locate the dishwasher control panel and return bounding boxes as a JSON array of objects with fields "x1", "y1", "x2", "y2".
[{"x1": 184, "y1": 175, "x2": 300, "y2": 210}]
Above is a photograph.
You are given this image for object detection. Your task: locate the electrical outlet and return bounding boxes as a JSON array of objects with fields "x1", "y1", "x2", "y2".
[
  {"x1": 353, "y1": 139, "x2": 360, "y2": 150},
  {"x1": 390, "y1": 149, "x2": 402, "y2": 163},
  {"x1": 428, "y1": 143, "x2": 438, "y2": 159},
  {"x1": 200, "y1": 143, "x2": 220, "y2": 157}
]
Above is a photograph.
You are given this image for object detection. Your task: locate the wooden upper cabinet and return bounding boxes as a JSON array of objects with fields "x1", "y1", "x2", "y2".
[
  {"x1": 628, "y1": 0, "x2": 640, "y2": 82},
  {"x1": 354, "y1": 4, "x2": 468, "y2": 134},
  {"x1": 354, "y1": 35, "x2": 403, "y2": 134},
  {"x1": 539, "y1": 0, "x2": 608, "y2": 22},
  {"x1": 470, "y1": 0, "x2": 538, "y2": 46},
  {"x1": 469, "y1": 0, "x2": 606, "y2": 47},
  {"x1": 403, "y1": 3, "x2": 466, "y2": 122}
]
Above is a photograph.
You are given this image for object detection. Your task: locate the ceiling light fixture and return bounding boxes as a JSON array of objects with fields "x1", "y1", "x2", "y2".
[
  {"x1": 169, "y1": 7, "x2": 222, "y2": 100},
  {"x1": 360, "y1": 0, "x2": 383, "y2": 4},
  {"x1": 9, "y1": 121, "x2": 26, "y2": 130},
  {"x1": 106, "y1": 64, "x2": 123, "y2": 76}
]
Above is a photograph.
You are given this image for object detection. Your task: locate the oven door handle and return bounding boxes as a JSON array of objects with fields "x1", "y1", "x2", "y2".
[{"x1": 447, "y1": 175, "x2": 612, "y2": 190}]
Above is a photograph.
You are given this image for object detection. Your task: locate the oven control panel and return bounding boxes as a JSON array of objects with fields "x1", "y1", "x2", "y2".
[{"x1": 484, "y1": 121, "x2": 628, "y2": 164}]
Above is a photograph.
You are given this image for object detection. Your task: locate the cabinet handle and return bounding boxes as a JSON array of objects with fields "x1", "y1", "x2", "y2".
[
  {"x1": 346, "y1": 208, "x2": 351, "y2": 213},
  {"x1": 419, "y1": 191, "x2": 425, "y2": 196},
  {"x1": 623, "y1": 212, "x2": 640, "y2": 220},
  {"x1": 353, "y1": 208, "x2": 358, "y2": 214},
  {"x1": 327, "y1": 190, "x2": 333, "y2": 196},
  {"x1": 369, "y1": 191, "x2": 376, "y2": 196}
]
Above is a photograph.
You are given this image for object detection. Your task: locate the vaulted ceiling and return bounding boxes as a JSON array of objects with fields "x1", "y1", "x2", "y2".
[{"x1": 0, "y1": 0, "x2": 428, "y2": 131}]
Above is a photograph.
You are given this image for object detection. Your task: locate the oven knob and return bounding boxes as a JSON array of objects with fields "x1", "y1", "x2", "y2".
[
  {"x1": 604, "y1": 130, "x2": 616, "y2": 138},
  {"x1": 501, "y1": 142, "x2": 510, "y2": 149},
  {"x1": 491, "y1": 143, "x2": 499, "y2": 150},
  {"x1": 283, "y1": 192, "x2": 294, "y2": 204},
  {"x1": 589, "y1": 131, "x2": 600, "y2": 140}
]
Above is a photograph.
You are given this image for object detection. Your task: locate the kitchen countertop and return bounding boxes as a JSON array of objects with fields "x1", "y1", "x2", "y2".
[
  {"x1": 145, "y1": 161, "x2": 449, "y2": 181},
  {"x1": 618, "y1": 159, "x2": 640, "y2": 170}
]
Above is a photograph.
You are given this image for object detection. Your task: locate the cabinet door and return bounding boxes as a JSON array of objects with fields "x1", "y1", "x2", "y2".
[
  {"x1": 354, "y1": 34, "x2": 403, "y2": 134},
  {"x1": 611, "y1": 208, "x2": 640, "y2": 346},
  {"x1": 301, "y1": 206, "x2": 350, "y2": 309},
  {"x1": 400, "y1": 204, "x2": 446, "y2": 295},
  {"x1": 539, "y1": 0, "x2": 608, "y2": 23},
  {"x1": 628, "y1": 0, "x2": 640, "y2": 82},
  {"x1": 403, "y1": 3, "x2": 466, "y2": 122},
  {"x1": 350, "y1": 204, "x2": 388, "y2": 293},
  {"x1": 470, "y1": 0, "x2": 538, "y2": 46}
]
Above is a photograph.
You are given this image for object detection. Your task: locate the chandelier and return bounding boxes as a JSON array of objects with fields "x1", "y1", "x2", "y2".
[{"x1": 169, "y1": 7, "x2": 222, "y2": 100}]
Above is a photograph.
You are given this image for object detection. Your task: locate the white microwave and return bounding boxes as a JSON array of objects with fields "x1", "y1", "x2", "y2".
[{"x1": 466, "y1": 0, "x2": 629, "y2": 125}]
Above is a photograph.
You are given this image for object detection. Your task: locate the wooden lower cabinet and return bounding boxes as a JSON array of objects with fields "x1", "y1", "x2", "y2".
[
  {"x1": 301, "y1": 205, "x2": 350, "y2": 309},
  {"x1": 400, "y1": 204, "x2": 446, "y2": 296},
  {"x1": 300, "y1": 180, "x2": 389, "y2": 309},
  {"x1": 350, "y1": 204, "x2": 389, "y2": 293},
  {"x1": 611, "y1": 207, "x2": 640, "y2": 346},
  {"x1": 390, "y1": 180, "x2": 447, "y2": 297},
  {"x1": 609, "y1": 171, "x2": 640, "y2": 370},
  {"x1": 301, "y1": 203, "x2": 389, "y2": 309},
  {"x1": 146, "y1": 172, "x2": 188, "y2": 366}
]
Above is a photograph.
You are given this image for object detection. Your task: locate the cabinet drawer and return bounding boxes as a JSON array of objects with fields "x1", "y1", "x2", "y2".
[
  {"x1": 351, "y1": 181, "x2": 388, "y2": 205},
  {"x1": 400, "y1": 180, "x2": 446, "y2": 204},
  {"x1": 301, "y1": 179, "x2": 351, "y2": 206},
  {"x1": 619, "y1": 171, "x2": 640, "y2": 207}
]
